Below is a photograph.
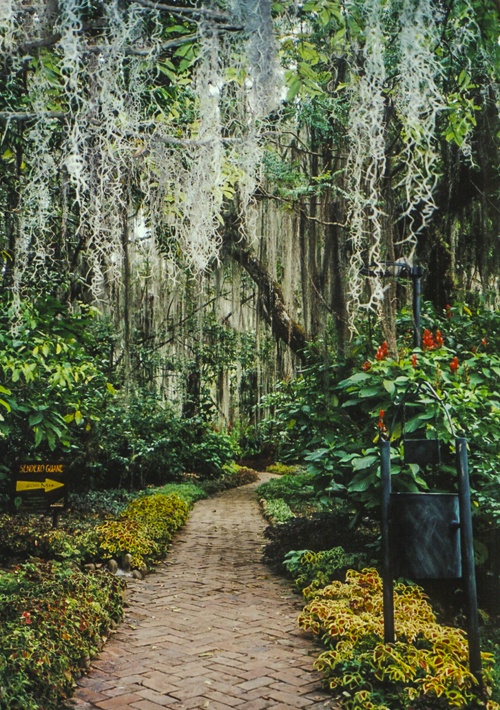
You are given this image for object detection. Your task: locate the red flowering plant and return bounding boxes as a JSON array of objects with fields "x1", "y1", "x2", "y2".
[{"x1": 316, "y1": 301, "x2": 500, "y2": 514}]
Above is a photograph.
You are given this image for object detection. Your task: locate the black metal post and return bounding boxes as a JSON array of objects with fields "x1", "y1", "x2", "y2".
[
  {"x1": 381, "y1": 438, "x2": 394, "y2": 643},
  {"x1": 410, "y1": 266, "x2": 424, "y2": 349},
  {"x1": 456, "y1": 437, "x2": 482, "y2": 687}
]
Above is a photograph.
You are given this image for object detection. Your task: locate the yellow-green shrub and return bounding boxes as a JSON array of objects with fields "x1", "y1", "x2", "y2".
[
  {"x1": 96, "y1": 519, "x2": 159, "y2": 568},
  {"x1": 93, "y1": 493, "x2": 189, "y2": 569},
  {"x1": 123, "y1": 493, "x2": 189, "y2": 553},
  {"x1": 299, "y1": 568, "x2": 498, "y2": 709},
  {"x1": 97, "y1": 493, "x2": 189, "y2": 568}
]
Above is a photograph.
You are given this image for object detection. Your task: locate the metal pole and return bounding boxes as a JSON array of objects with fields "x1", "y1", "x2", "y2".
[
  {"x1": 411, "y1": 266, "x2": 423, "y2": 349},
  {"x1": 456, "y1": 437, "x2": 482, "y2": 687},
  {"x1": 381, "y1": 438, "x2": 394, "y2": 643}
]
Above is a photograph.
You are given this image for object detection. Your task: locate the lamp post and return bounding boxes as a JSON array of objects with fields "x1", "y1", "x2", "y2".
[{"x1": 362, "y1": 261, "x2": 424, "y2": 348}]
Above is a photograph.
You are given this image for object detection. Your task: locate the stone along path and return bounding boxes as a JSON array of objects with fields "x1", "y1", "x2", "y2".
[{"x1": 70, "y1": 475, "x2": 337, "y2": 710}]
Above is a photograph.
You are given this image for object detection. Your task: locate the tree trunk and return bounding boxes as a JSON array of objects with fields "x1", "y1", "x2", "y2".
[{"x1": 228, "y1": 236, "x2": 310, "y2": 360}]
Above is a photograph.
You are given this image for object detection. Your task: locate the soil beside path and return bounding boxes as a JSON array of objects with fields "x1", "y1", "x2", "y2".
[{"x1": 69, "y1": 475, "x2": 338, "y2": 710}]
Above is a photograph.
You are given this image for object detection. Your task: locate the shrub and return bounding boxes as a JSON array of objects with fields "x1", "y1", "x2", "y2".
[
  {"x1": 257, "y1": 472, "x2": 321, "y2": 515},
  {"x1": 267, "y1": 463, "x2": 304, "y2": 475},
  {"x1": 262, "y1": 510, "x2": 376, "y2": 570},
  {"x1": 196, "y1": 465, "x2": 259, "y2": 495},
  {"x1": 96, "y1": 518, "x2": 159, "y2": 569},
  {"x1": 187, "y1": 429, "x2": 240, "y2": 479},
  {"x1": 0, "y1": 515, "x2": 83, "y2": 564},
  {"x1": 0, "y1": 559, "x2": 125, "y2": 710},
  {"x1": 299, "y1": 568, "x2": 498, "y2": 709},
  {"x1": 96, "y1": 492, "x2": 190, "y2": 568},
  {"x1": 228, "y1": 466, "x2": 259, "y2": 487},
  {"x1": 123, "y1": 493, "x2": 189, "y2": 553},
  {"x1": 261, "y1": 498, "x2": 295, "y2": 524},
  {"x1": 150, "y1": 481, "x2": 207, "y2": 505},
  {"x1": 69, "y1": 489, "x2": 137, "y2": 517},
  {"x1": 283, "y1": 547, "x2": 367, "y2": 597}
]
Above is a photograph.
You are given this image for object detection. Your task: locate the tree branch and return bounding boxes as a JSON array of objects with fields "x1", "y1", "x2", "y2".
[
  {"x1": 228, "y1": 235, "x2": 310, "y2": 360},
  {"x1": 132, "y1": 0, "x2": 233, "y2": 23},
  {"x1": 0, "y1": 111, "x2": 66, "y2": 121}
]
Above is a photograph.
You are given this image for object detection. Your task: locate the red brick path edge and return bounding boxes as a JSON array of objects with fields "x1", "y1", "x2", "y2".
[{"x1": 68, "y1": 474, "x2": 339, "y2": 710}]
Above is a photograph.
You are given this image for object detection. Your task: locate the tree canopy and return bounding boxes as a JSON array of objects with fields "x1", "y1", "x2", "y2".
[{"x1": 1, "y1": 0, "x2": 499, "y2": 416}]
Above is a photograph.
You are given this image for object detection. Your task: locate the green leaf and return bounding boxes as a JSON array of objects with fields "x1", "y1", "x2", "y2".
[
  {"x1": 338, "y1": 372, "x2": 372, "y2": 387},
  {"x1": 0, "y1": 399, "x2": 11, "y2": 413},
  {"x1": 29, "y1": 412, "x2": 44, "y2": 426},
  {"x1": 2, "y1": 148, "x2": 15, "y2": 162},
  {"x1": 352, "y1": 455, "x2": 378, "y2": 471},
  {"x1": 286, "y1": 76, "x2": 302, "y2": 101},
  {"x1": 383, "y1": 380, "x2": 396, "y2": 396},
  {"x1": 358, "y1": 386, "x2": 382, "y2": 398},
  {"x1": 405, "y1": 411, "x2": 435, "y2": 433},
  {"x1": 34, "y1": 426, "x2": 43, "y2": 447},
  {"x1": 348, "y1": 472, "x2": 377, "y2": 492}
]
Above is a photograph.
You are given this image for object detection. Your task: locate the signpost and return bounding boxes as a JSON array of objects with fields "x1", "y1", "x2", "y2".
[
  {"x1": 380, "y1": 385, "x2": 482, "y2": 687},
  {"x1": 13, "y1": 463, "x2": 67, "y2": 525}
]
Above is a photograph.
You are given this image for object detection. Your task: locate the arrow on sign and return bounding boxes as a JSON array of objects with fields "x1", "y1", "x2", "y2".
[{"x1": 16, "y1": 479, "x2": 64, "y2": 493}]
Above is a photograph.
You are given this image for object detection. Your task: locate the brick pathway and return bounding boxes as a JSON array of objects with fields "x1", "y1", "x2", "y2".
[{"x1": 69, "y1": 475, "x2": 337, "y2": 710}]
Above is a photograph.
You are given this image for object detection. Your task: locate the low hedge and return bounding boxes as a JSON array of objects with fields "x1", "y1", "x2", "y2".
[
  {"x1": 0, "y1": 560, "x2": 125, "y2": 710},
  {"x1": 0, "y1": 489, "x2": 191, "y2": 709},
  {"x1": 97, "y1": 493, "x2": 189, "y2": 568},
  {"x1": 299, "y1": 568, "x2": 498, "y2": 710}
]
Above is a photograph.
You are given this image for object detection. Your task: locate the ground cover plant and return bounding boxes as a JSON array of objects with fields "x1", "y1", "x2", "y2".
[
  {"x1": 0, "y1": 486, "x2": 194, "y2": 708},
  {"x1": 299, "y1": 569, "x2": 499, "y2": 710},
  {"x1": 100, "y1": 493, "x2": 189, "y2": 568},
  {"x1": 190, "y1": 464, "x2": 259, "y2": 496},
  {"x1": 261, "y1": 509, "x2": 377, "y2": 572},
  {"x1": 261, "y1": 497, "x2": 295, "y2": 524},
  {"x1": 0, "y1": 560, "x2": 125, "y2": 710},
  {"x1": 283, "y1": 547, "x2": 367, "y2": 598},
  {"x1": 257, "y1": 471, "x2": 319, "y2": 513}
]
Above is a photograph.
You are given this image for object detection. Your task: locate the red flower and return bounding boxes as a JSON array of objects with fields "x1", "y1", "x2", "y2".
[
  {"x1": 362, "y1": 361, "x2": 372, "y2": 371},
  {"x1": 435, "y1": 330, "x2": 444, "y2": 347},
  {"x1": 411, "y1": 353, "x2": 418, "y2": 367},
  {"x1": 445, "y1": 304, "x2": 452, "y2": 318},
  {"x1": 450, "y1": 356, "x2": 459, "y2": 373},
  {"x1": 375, "y1": 341, "x2": 389, "y2": 361},
  {"x1": 422, "y1": 329, "x2": 435, "y2": 350},
  {"x1": 482, "y1": 338, "x2": 487, "y2": 346},
  {"x1": 377, "y1": 409, "x2": 387, "y2": 433},
  {"x1": 21, "y1": 611, "x2": 32, "y2": 625}
]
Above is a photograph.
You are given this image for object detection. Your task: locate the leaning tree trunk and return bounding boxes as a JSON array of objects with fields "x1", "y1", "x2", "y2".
[{"x1": 228, "y1": 234, "x2": 310, "y2": 361}]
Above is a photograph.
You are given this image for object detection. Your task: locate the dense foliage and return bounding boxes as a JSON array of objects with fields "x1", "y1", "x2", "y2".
[
  {"x1": 0, "y1": 294, "x2": 242, "y2": 498},
  {"x1": 299, "y1": 569, "x2": 498, "y2": 709},
  {"x1": 0, "y1": 560, "x2": 125, "y2": 710},
  {"x1": 0, "y1": 482, "x2": 200, "y2": 708},
  {"x1": 258, "y1": 304, "x2": 500, "y2": 707},
  {"x1": 283, "y1": 547, "x2": 367, "y2": 598},
  {"x1": 260, "y1": 304, "x2": 500, "y2": 526}
]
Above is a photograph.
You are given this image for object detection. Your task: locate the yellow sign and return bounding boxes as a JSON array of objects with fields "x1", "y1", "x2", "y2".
[
  {"x1": 16, "y1": 478, "x2": 65, "y2": 493},
  {"x1": 19, "y1": 464, "x2": 64, "y2": 474}
]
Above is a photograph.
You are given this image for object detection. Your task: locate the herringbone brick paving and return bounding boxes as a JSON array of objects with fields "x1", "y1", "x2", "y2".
[{"x1": 69, "y1": 475, "x2": 338, "y2": 709}]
